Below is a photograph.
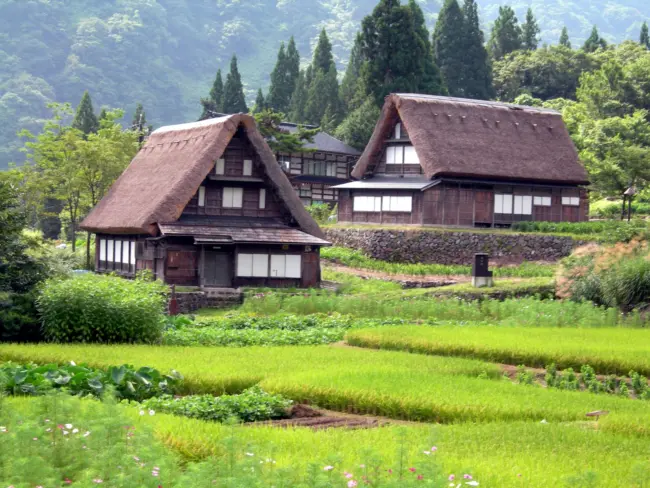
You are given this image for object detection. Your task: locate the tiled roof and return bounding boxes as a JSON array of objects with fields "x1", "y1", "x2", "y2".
[{"x1": 279, "y1": 123, "x2": 362, "y2": 155}]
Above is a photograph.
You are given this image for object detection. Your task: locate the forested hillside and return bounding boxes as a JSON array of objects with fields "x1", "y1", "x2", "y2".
[{"x1": 1, "y1": 0, "x2": 648, "y2": 168}]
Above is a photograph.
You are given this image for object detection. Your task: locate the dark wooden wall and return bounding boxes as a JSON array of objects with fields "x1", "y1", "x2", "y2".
[{"x1": 183, "y1": 183, "x2": 285, "y2": 219}]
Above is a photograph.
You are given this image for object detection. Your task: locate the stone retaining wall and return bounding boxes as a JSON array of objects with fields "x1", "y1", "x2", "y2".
[
  {"x1": 324, "y1": 228, "x2": 587, "y2": 265},
  {"x1": 170, "y1": 291, "x2": 243, "y2": 314}
]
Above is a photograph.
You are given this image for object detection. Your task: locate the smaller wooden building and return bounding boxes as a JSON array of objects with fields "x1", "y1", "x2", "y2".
[
  {"x1": 81, "y1": 114, "x2": 329, "y2": 288},
  {"x1": 335, "y1": 94, "x2": 590, "y2": 227},
  {"x1": 276, "y1": 122, "x2": 361, "y2": 206}
]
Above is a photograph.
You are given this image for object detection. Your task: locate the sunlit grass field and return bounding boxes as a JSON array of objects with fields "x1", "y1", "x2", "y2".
[{"x1": 346, "y1": 326, "x2": 650, "y2": 374}]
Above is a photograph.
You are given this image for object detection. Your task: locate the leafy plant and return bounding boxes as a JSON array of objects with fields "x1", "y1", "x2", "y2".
[
  {"x1": 37, "y1": 273, "x2": 168, "y2": 344},
  {"x1": 0, "y1": 362, "x2": 183, "y2": 401}
]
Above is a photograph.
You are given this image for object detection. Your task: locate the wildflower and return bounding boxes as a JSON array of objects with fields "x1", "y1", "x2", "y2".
[
  {"x1": 70, "y1": 361, "x2": 76, "y2": 366},
  {"x1": 417, "y1": 475, "x2": 424, "y2": 480},
  {"x1": 517, "y1": 474, "x2": 522, "y2": 478},
  {"x1": 449, "y1": 474, "x2": 456, "y2": 481},
  {"x1": 409, "y1": 468, "x2": 416, "y2": 473},
  {"x1": 46, "y1": 428, "x2": 52, "y2": 433},
  {"x1": 154, "y1": 467, "x2": 160, "y2": 471},
  {"x1": 82, "y1": 446, "x2": 88, "y2": 450},
  {"x1": 0, "y1": 427, "x2": 7, "y2": 432},
  {"x1": 423, "y1": 451, "x2": 431, "y2": 455},
  {"x1": 387, "y1": 469, "x2": 393, "y2": 474},
  {"x1": 84, "y1": 431, "x2": 91, "y2": 437},
  {"x1": 152, "y1": 471, "x2": 159, "y2": 477},
  {"x1": 246, "y1": 453, "x2": 254, "y2": 457},
  {"x1": 359, "y1": 464, "x2": 365, "y2": 468},
  {"x1": 149, "y1": 410, "x2": 155, "y2": 416},
  {"x1": 57, "y1": 424, "x2": 64, "y2": 429},
  {"x1": 347, "y1": 481, "x2": 358, "y2": 488},
  {"x1": 64, "y1": 479, "x2": 72, "y2": 484},
  {"x1": 63, "y1": 430, "x2": 69, "y2": 435},
  {"x1": 464, "y1": 475, "x2": 473, "y2": 480},
  {"x1": 65, "y1": 424, "x2": 73, "y2": 429},
  {"x1": 431, "y1": 446, "x2": 438, "y2": 452},
  {"x1": 345, "y1": 472, "x2": 353, "y2": 479},
  {"x1": 33, "y1": 437, "x2": 38, "y2": 441},
  {"x1": 466, "y1": 482, "x2": 479, "y2": 486},
  {"x1": 540, "y1": 419, "x2": 548, "y2": 424},
  {"x1": 133, "y1": 456, "x2": 140, "y2": 461},
  {"x1": 72, "y1": 428, "x2": 79, "y2": 434},
  {"x1": 93, "y1": 479, "x2": 103, "y2": 484},
  {"x1": 44, "y1": 419, "x2": 50, "y2": 423}
]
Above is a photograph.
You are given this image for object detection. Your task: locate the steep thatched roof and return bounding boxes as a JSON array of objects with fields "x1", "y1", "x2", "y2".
[
  {"x1": 81, "y1": 114, "x2": 325, "y2": 238},
  {"x1": 351, "y1": 94, "x2": 589, "y2": 185}
]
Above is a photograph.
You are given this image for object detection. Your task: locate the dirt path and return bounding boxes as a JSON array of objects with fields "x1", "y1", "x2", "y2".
[{"x1": 323, "y1": 262, "x2": 470, "y2": 283}]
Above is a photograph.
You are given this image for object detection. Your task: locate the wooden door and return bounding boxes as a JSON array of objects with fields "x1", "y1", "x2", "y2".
[
  {"x1": 204, "y1": 251, "x2": 233, "y2": 287},
  {"x1": 474, "y1": 190, "x2": 493, "y2": 224}
]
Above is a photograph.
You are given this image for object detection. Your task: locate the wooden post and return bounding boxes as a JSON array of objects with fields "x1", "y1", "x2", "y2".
[{"x1": 169, "y1": 284, "x2": 179, "y2": 316}]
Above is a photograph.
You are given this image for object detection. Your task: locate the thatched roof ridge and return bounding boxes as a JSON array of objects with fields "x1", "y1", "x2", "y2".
[
  {"x1": 351, "y1": 94, "x2": 589, "y2": 185},
  {"x1": 81, "y1": 114, "x2": 325, "y2": 239}
]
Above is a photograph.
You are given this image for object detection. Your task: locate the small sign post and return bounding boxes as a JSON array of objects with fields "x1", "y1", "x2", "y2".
[{"x1": 471, "y1": 253, "x2": 494, "y2": 288}]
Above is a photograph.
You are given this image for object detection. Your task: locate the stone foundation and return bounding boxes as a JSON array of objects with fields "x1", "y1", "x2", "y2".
[
  {"x1": 325, "y1": 228, "x2": 587, "y2": 265},
  {"x1": 169, "y1": 290, "x2": 243, "y2": 314}
]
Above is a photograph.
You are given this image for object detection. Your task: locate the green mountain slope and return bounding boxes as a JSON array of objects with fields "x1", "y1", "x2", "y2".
[{"x1": 0, "y1": 0, "x2": 648, "y2": 168}]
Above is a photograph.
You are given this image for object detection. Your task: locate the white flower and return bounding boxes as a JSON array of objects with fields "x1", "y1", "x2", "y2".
[
  {"x1": 323, "y1": 466, "x2": 334, "y2": 471},
  {"x1": 423, "y1": 451, "x2": 431, "y2": 455},
  {"x1": 540, "y1": 419, "x2": 548, "y2": 424},
  {"x1": 148, "y1": 410, "x2": 155, "y2": 416},
  {"x1": 70, "y1": 361, "x2": 76, "y2": 366},
  {"x1": 84, "y1": 431, "x2": 91, "y2": 437},
  {"x1": 245, "y1": 452, "x2": 254, "y2": 457},
  {"x1": 139, "y1": 410, "x2": 145, "y2": 416},
  {"x1": 72, "y1": 428, "x2": 79, "y2": 434},
  {"x1": 466, "y1": 482, "x2": 479, "y2": 486},
  {"x1": 63, "y1": 430, "x2": 69, "y2": 435},
  {"x1": 65, "y1": 424, "x2": 73, "y2": 429},
  {"x1": 46, "y1": 428, "x2": 52, "y2": 433},
  {"x1": 0, "y1": 426, "x2": 6, "y2": 432}
]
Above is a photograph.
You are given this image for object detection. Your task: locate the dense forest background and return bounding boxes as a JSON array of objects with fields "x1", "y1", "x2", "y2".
[{"x1": 1, "y1": 0, "x2": 649, "y2": 169}]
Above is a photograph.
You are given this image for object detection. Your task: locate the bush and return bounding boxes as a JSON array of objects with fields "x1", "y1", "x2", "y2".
[
  {"x1": 557, "y1": 241, "x2": 650, "y2": 311},
  {"x1": 305, "y1": 202, "x2": 336, "y2": 224},
  {"x1": 511, "y1": 219, "x2": 650, "y2": 243},
  {"x1": 37, "y1": 273, "x2": 168, "y2": 344},
  {"x1": 0, "y1": 361, "x2": 183, "y2": 401},
  {"x1": 137, "y1": 386, "x2": 292, "y2": 423},
  {"x1": 590, "y1": 200, "x2": 650, "y2": 218},
  {"x1": 0, "y1": 291, "x2": 42, "y2": 342}
]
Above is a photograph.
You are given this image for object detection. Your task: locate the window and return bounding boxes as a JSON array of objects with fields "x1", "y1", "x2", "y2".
[
  {"x1": 382, "y1": 196, "x2": 413, "y2": 212},
  {"x1": 562, "y1": 196, "x2": 580, "y2": 206},
  {"x1": 259, "y1": 188, "x2": 266, "y2": 209},
  {"x1": 237, "y1": 253, "x2": 301, "y2": 279},
  {"x1": 494, "y1": 194, "x2": 513, "y2": 214},
  {"x1": 534, "y1": 196, "x2": 552, "y2": 207},
  {"x1": 387, "y1": 145, "x2": 419, "y2": 165},
  {"x1": 394, "y1": 123, "x2": 402, "y2": 139},
  {"x1": 278, "y1": 157, "x2": 291, "y2": 172},
  {"x1": 304, "y1": 161, "x2": 336, "y2": 176},
  {"x1": 354, "y1": 196, "x2": 382, "y2": 212},
  {"x1": 270, "y1": 255, "x2": 301, "y2": 278},
  {"x1": 513, "y1": 195, "x2": 532, "y2": 215},
  {"x1": 404, "y1": 146, "x2": 420, "y2": 165},
  {"x1": 98, "y1": 238, "x2": 137, "y2": 273},
  {"x1": 223, "y1": 187, "x2": 243, "y2": 208},
  {"x1": 198, "y1": 186, "x2": 206, "y2": 207},
  {"x1": 215, "y1": 159, "x2": 225, "y2": 175},
  {"x1": 243, "y1": 159, "x2": 253, "y2": 176}
]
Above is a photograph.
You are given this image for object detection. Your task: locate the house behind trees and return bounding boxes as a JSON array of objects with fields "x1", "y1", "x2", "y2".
[
  {"x1": 81, "y1": 115, "x2": 329, "y2": 289},
  {"x1": 335, "y1": 94, "x2": 590, "y2": 227}
]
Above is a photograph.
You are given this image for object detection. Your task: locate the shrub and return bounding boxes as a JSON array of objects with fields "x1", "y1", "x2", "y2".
[
  {"x1": 557, "y1": 241, "x2": 650, "y2": 311},
  {"x1": 137, "y1": 386, "x2": 292, "y2": 423},
  {"x1": 305, "y1": 202, "x2": 336, "y2": 224},
  {"x1": 37, "y1": 273, "x2": 168, "y2": 344},
  {"x1": 0, "y1": 291, "x2": 41, "y2": 343},
  {"x1": 0, "y1": 362, "x2": 183, "y2": 401}
]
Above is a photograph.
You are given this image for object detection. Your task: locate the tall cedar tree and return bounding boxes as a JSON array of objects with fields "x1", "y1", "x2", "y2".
[
  {"x1": 559, "y1": 27, "x2": 571, "y2": 48},
  {"x1": 304, "y1": 30, "x2": 340, "y2": 125},
  {"x1": 267, "y1": 43, "x2": 290, "y2": 112},
  {"x1": 460, "y1": 0, "x2": 493, "y2": 99},
  {"x1": 360, "y1": 0, "x2": 445, "y2": 106},
  {"x1": 131, "y1": 103, "x2": 147, "y2": 130},
  {"x1": 72, "y1": 91, "x2": 99, "y2": 135},
  {"x1": 223, "y1": 56, "x2": 248, "y2": 114},
  {"x1": 286, "y1": 37, "x2": 301, "y2": 93},
  {"x1": 433, "y1": 0, "x2": 466, "y2": 97},
  {"x1": 200, "y1": 69, "x2": 224, "y2": 119},
  {"x1": 253, "y1": 89, "x2": 266, "y2": 114},
  {"x1": 522, "y1": 8, "x2": 540, "y2": 50},
  {"x1": 641, "y1": 22, "x2": 650, "y2": 49},
  {"x1": 288, "y1": 68, "x2": 310, "y2": 123},
  {"x1": 583, "y1": 26, "x2": 607, "y2": 53},
  {"x1": 340, "y1": 33, "x2": 365, "y2": 113},
  {"x1": 488, "y1": 6, "x2": 523, "y2": 60}
]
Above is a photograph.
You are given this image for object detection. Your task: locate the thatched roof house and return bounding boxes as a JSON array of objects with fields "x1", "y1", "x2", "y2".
[
  {"x1": 82, "y1": 114, "x2": 329, "y2": 289},
  {"x1": 335, "y1": 94, "x2": 589, "y2": 227}
]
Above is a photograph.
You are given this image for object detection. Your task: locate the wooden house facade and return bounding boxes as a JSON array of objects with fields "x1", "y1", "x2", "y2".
[
  {"x1": 275, "y1": 122, "x2": 361, "y2": 206},
  {"x1": 81, "y1": 114, "x2": 329, "y2": 289},
  {"x1": 335, "y1": 94, "x2": 590, "y2": 228}
]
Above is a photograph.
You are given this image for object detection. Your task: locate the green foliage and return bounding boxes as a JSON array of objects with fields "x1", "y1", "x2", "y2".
[
  {"x1": 252, "y1": 88, "x2": 266, "y2": 114},
  {"x1": 322, "y1": 246, "x2": 556, "y2": 277},
  {"x1": 0, "y1": 361, "x2": 182, "y2": 401},
  {"x1": 641, "y1": 22, "x2": 650, "y2": 50},
  {"x1": 223, "y1": 55, "x2": 248, "y2": 114},
  {"x1": 559, "y1": 27, "x2": 571, "y2": 48},
  {"x1": 138, "y1": 387, "x2": 291, "y2": 423},
  {"x1": 37, "y1": 274, "x2": 168, "y2": 344},
  {"x1": 339, "y1": 34, "x2": 366, "y2": 114},
  {"x1": 335, "y1": 97, "x2": 381, "y2": 150},
  {"x1": 200, "y1": 69, "x2": 224, "y2": 119},
  {"x1": 488, "y1": 6, "x2": 522, "y2": 60},
  {"x1": 252, "y1": 109, "x2": 318, "y2": 153},
  {"x1": 459, "y1": 0, "x2": 493, "y2": 99},
  {"x1": 521, "y1": 8, "x2": 540, "y2": 51},
  {"x1": 304, "y1": 202, "x2": 336, "y2": 224},
  {"x1": 583, "y1": 26, "x2": 608, "y2": 53},
  {"x1": 433, "y1": 0, "x2": 466, "y2": 96},
  {"x1": 0, "y1": 292, "x2": 41, "y2": 343},
  {"x1": 510, "y1": 219, "x2": 650, "y2": 242},
  {"x1": 71, "y1": 90, "x2": 99, "y2": 135}
]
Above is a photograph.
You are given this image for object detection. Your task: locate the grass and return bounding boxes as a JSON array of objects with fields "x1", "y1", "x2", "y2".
[
  {"x1": 322, "y1": 247, "x2": 557, "y2": 277},
  {"x1": 346, "y1": 326, "x2": 650, "y2": 375},
  {"x1": 137, "y1": 411, "x2": 650, "y2": 487}
]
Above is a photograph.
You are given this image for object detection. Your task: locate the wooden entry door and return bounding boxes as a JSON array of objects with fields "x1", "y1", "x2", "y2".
[
  {"x1": 474, "y1": 190, "x2": 493, "y2": 225},
  {"x1": 203, "y1": 250, "x2": 233, "y2": 287}
]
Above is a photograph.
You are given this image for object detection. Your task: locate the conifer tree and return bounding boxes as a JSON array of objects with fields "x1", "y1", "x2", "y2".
[
  {"x1": 559, "y1": 27, "x2": 571, "y2": 48},
  {"x1": 223, "y1": 55, "x2": 248, "y2": 113},
  {"x1": 433, "y1": 0, "x2": 466, "y2": 96},
  {"x1": 459, "y1": 0, "x2": 493, "y2": 99},
  {"x1": 335, "y1": 97, "x2": 381, "y2": 150},
  {"x1": 640, "y1": 22, "x2": 650, "y2": 49},
  {"x1": 304, "y1": 65, "x2": 340, "y2": 125},
  {"x1": 200, "y1": 69, "x2": 224, "y2": 119},
  {"x1": 289, "y1": 68, "x2": 310, "y2": 123},
  {"x1": 522, "y1": 8, "x2": 540, "y2": 50},
  {"x1": 312, "y1": 29, "x2": 335, "y2": 73},
  {"x1": 131, "y1": 103, "x2": 147, "y2": 130},
  {"x1": 583, "y1": 26, "x2": 607, "y2": 53},
  {"x1": 488, "y1": 6, "x2": 523, "y2": 60},
  {"x1": 267, "y1": 43, "x2": 291, "y2": 113},
  {"x1": 408, "y1": 0, "x2": 446, "y2": 96},
  {"x1": 253, "y1": 89, "x2": 266, "y2": 114},
  {"x1": 72, "y1": 91, "x2": 99, "y2": 135},
  {"x1": 286, "y1": 36, "x2": 301, "y2": 98},
  {"x1": 340, "y1": 33, "x2": 365, "y2": 113}
]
